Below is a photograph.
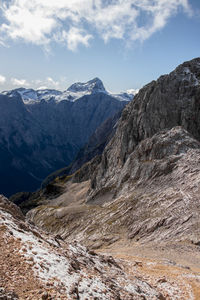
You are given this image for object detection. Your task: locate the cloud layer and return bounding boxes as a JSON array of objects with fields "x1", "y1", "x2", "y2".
[
  {"x1": 0, "y1": 0, "x2": 192, "y2": 51},
  {"x1": 1, "y1": 76, "x2": 68, "y2": 90},
  {"x1": 11, "y1": 78, "x2": 30, "y2": 87},
  {"x1": 0, "y1": 74, "x2": 6, "y2": 84}
]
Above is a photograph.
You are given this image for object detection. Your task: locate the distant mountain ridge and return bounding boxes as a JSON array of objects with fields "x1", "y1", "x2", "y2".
[
  {"x1": 2, "y1": 77, "x2": 136, "y2": 104},
  {"x1": 0, "y1": 78, "x2": 132, "y2": 197}
]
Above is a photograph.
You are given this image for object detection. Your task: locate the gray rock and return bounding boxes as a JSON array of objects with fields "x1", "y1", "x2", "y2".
[{"x1": 89, "y1": 57, "x2": 200, "y2": 200}]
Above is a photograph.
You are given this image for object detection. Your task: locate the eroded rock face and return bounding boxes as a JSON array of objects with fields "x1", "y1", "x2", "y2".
[
  {"x1": 26, "y1": 127, "x2": 200, "y2": 246},
  {"x1": 0, "y1": 194, "x2": 24, "y2": 221},
  {"x1": 90, "y1": 126, "x2": 200, "y2": 199},
  {"x1": 89, "y1": 57, "x2": 200, "y2": 199}
]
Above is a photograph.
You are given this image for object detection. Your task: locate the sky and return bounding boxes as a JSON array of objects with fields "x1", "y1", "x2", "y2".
[{"x1": 0, "y1": 0, "x2": 199, "y2": 93}]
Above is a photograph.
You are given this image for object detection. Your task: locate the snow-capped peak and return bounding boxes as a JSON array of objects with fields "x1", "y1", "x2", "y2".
[
  {"x1": 2, "y1": 78, "x2": 137, "y2": 104},
  {"x1": 2, "y1": 88, "x2": 37, "y2": 100},
  {"x1": 2, "y1": 88, "x2": 62, "y2": 104},
  {"x1": 67, "y1": 77, "x2": 106, "y2": 94}
]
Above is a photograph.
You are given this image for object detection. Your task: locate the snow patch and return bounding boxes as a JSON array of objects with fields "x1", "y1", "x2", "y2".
[
  {"x1": 181, "y1": 67, "x2": 199, "y2": 86},
  {"x1": 2, "y1": 78, "x2": 136, "y2": 104}
]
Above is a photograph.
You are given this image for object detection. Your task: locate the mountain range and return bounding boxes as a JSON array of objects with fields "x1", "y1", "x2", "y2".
[
  {"x1": 0, "y1": 78, "x2": 135, "y2": 197},
  {"x1": 2, "y1": 57, "x2": 200, "y2": 299},
  {"x1": 18, "y1": 57, "x2": 200, "y2": 248},
  {"x1": 3, "y1": 77, "x2": 134, "y2": 103}
]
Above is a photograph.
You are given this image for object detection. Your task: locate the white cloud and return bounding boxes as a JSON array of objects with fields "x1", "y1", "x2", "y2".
[
  {"x1": 33, "y1": 77, "x2": 65, "y2": 90},
  {"x1": 37, "y1": 86, "x2": 48, "y2": 90},
  {"x1": 11, "y1": 78, "x2": 30, "y2": 87},
  {"x1": 127, "y1": 88, "x2": 139, "y2": 95},
  {"x1": 0, "y1": 75, "x2": 6, "y2": 84},
  {"x1": 58, "y1": 27, "x2": 92, "y2": 51},
  {"x1": 1, "y1": 76, "x2": 66, "y2": 90},
  {"x1": 46, "y1": 77, "x2": 60, "y2": 87},
  {"x1": 0, "y1": 0, "x2": 192, "y2": 50}
]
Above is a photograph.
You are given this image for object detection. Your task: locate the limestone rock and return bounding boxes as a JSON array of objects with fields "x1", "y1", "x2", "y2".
[{"x1": 89, "y1": 57, "x2": 200, "y2": 199}]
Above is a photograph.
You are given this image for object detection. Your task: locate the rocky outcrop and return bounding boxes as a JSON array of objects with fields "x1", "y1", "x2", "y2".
[
  {"x1": 89, "y1": 57, "x2": 200, "y2": 199},
  {"x1": 0, "y1": 194, "x2": 24, "y2": 221}
]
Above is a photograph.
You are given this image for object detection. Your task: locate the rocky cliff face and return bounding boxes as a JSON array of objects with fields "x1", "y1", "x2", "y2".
[
  {"x1": 0, "y1": 79, "x2": 128, "y2": 196},
  {"x1": 89, "y1": 57, "x2": 200, "y2": 199},
  {"x1": 25, "y1": 58, "x2": 200, "y2": 249}
]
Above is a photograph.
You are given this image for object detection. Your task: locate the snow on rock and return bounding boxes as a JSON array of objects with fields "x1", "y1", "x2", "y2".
[
  {"x1": 180, "y1": 67, "x2": 199, "y2": 86},
  {"x1": 0, "y1": 195, "x2": 164, "y2": 299},
  {"x1": 2, "y1": 78, "x2": 136, "y2": 104},
  {"x1": 67, "y1": 77, "x2": 106, "y2": 93}
]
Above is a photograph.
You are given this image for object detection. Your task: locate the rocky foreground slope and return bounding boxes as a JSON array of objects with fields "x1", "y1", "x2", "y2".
[{"x1": 1, "y1": 194, "x2": 190, "y2": 300}]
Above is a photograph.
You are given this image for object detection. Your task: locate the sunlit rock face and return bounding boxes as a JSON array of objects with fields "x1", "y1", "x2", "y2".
[{"x1": 89, "y1": 57, "x2": 200, "y2": 200}]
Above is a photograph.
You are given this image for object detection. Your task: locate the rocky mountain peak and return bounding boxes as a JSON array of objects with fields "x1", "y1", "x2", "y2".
[
  {"x1": 174, "y1": 57, "x2": 200, "y2": 85},
  {"x1": 67, "y1": 77, "x2": 106, "y2": 93},
  {"x1": 2, "y1": 77, "x2": 134, "y2": 104},
  {"x1": 95, "y1": 57, "x2": 200, "y2": 177}
]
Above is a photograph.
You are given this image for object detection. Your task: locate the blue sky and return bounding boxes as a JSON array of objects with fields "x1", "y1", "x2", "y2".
[{"x1": 0, "y1": 0, "x2": 199, "y2": 93}]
